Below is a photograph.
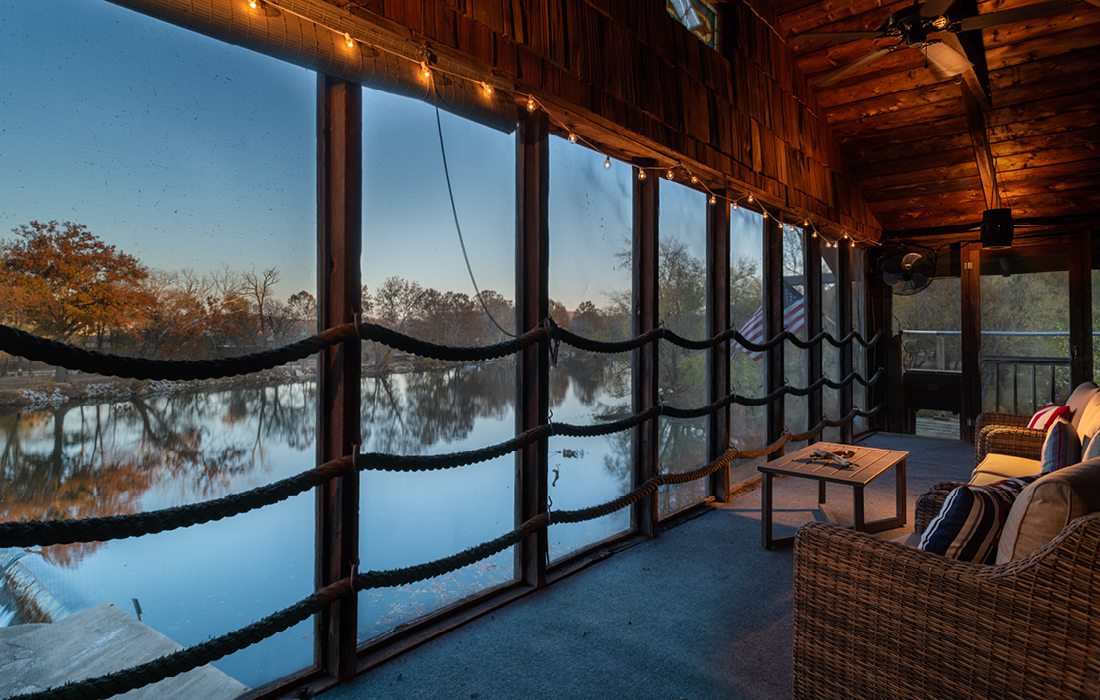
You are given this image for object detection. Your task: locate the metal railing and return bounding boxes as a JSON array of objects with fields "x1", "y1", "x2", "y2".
[{"x1": 900, "y1": 329, "x2": 1098, "y2": 415}]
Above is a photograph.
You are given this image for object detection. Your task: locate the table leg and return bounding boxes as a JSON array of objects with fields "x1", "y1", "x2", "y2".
[
  {"x1": 896, "y1": 458, "x2": 907, "y2": 527},
  {"x1": 853, "y1": 486, "x2": 865, "y2": 531},
  {"x1": 762, "y1": 473, "x2": 774, "y2": 549},
  {"x1": 818, "y1": 480, "x2": 826, "y2": 504}
]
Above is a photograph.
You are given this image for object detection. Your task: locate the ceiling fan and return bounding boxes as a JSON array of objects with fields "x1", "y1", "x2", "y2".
[{"x1": 794, "y1": 0, "x2": 1077, "y2": 86}]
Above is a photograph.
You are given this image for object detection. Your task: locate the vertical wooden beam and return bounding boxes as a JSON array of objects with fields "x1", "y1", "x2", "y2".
[
  {"x1": 763, "y1": 216, "x2": 785, "y2": 457},
  {"x1": 1069, "y1": 233, "x2": 1093, "y2": 388},
  {"x1": 960, "y1": 243, "x2": 982, "y2": 442},
  {"x1": 633, "y1": 164, "x2": 659, "y2": 537},
  {"x1": 838, "y1": 244, "x2": 854, "y2": 443},
  {"x1": 515, "y1": 109, "x2": 548, "y2": 587},
  {"x1": 707, "y1": 193, "x2": 730, "y2": 501},
  {"x1": 866, "y1": 268, "x2": 892, "y2": 433},
  {"x1": 804, "y1": 232, "x2": 822, "y2": 441},
  {"x1": 316, "y1": 75, "x2": 361, "y2": 681}
]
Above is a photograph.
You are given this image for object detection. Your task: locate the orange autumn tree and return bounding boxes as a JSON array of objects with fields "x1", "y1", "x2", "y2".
[{"x1": 1, "y1": 220, "x2": 154, "y2": 349}]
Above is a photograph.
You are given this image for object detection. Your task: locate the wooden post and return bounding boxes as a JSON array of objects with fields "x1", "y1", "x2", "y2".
[
  {"x1": 804, "y1": 233, "x2": 822, "y2": 441},
  {"x1": 960, "y1": 243, "x2": 982, "y2": 442},
  {"x1": 1069, "y1": 233, "x2": 1093, "y2": 388},
  {"x1": 316, "y1": 75, "x2": 361, "y2": 681},
  {"x1": 515, "y1": 109, "x2": 549, "y2": 586},
  {"x1": 707, "y1": 193, "x2": 731, "y2": 501},
  {"x1": 838, "y1": 244, "x2": 854, "y2": 443},
  {"x1": 764, "y1": 215, "x2": 785, "y2": 457},
  {"x1": 633, "y1": 163, "x2": 659, "y2": 537},
  {"x1": 867, "y1": 269, "x2": 892, "y2": 433}
]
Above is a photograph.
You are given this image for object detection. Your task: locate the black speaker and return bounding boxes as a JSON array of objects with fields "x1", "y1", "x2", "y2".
[{"x1": 980, "y1": 208, "x2": 1014, "y2": 249}]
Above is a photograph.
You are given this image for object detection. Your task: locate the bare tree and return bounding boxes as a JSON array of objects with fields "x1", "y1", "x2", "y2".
[{"x1": 243, "y1": 267, "x2": 280, "y2": 347}]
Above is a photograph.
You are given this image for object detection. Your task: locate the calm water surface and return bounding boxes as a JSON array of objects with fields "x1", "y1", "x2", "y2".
[{"x1": 0, "y1": 359, "x2": 632, "y2": 688}]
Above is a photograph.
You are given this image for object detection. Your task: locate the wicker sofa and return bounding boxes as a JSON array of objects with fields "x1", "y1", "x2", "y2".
[
  {"x1": 792, "y1": 457, "x2": 1100, "y2": 700},
  {"x1": 969, "y1": 381, "x2": 1100, "y2": 485}
]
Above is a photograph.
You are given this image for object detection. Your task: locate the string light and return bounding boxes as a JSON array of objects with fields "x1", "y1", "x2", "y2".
[{"x1": 243, "y1": 2, "x2": 873, "y2": 248}]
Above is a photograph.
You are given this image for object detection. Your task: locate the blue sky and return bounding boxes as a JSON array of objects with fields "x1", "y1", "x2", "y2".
[{"x1": 1, "y1": 0, "x2": 763, "y2": 311}]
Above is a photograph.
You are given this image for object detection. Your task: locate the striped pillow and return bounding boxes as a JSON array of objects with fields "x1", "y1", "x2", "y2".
[
  {"x1": 1027, "y1": 404, "x2": 1071, "y2": 431},
  {"x1": 918, "y1": 476, "x2": 1038, "y2": 563},
  {"x1": 1040, "y1": 418, "x2": 1081, "y2": 473}
]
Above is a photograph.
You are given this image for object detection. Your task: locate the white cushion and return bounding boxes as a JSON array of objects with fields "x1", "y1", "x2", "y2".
[
  {"x1": 1066, "y1": 381, "x2": 1099, "y2": 430},
  {"x1": 1075, "y1": 391, "x2": 1100, "y2": 441}
]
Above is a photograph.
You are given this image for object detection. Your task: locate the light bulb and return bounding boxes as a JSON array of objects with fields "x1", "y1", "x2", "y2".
[
  {"x1": 480, "y1": 82, "x2": 494, "y2": 96},
  {"x1": 762, "y1": 210, "x2": 769, "y2": 219},
  {"x1": 811, "y1": 230, "x2": 818, "y2": 238},
  {"x1": 568, "y1": 132, "x2": 578, "y2": 143},
  {"x1": 843, "y1": 232, "x2": 850, "y2": 239},
  {"x1": 690, "y1": 175, "x2": 699, "y2": 184},
  {"x1": 344, "y1": 32, "x2": 355, "y2": 48},
  {"x1": 666, "y1": 169, "x2": 675, "y2": 180},
  {"x1": 420, "y1": 61, "x2": 432, "y2": 79},
  {"x1": 802, "y1": 219, "x2": 810, "y2": 227},
  {"x1": 526, "y1": 96, "x2": 536, "y2": 112},
  {"x1": 603, "y1": 155, "x2": 611, "y2": 170},
  {"x1": 732, "y1": 202, "x2": 739, "y2": 210},
  {"x1": 709, "y1": 194, "x2": 717, "y2": 205},
  {"x1": 638, "y1": 169, "x2": 647, "y2": 181},
  {"x1": 249, "y1": 0, "x2": 258, "y2": 8}
]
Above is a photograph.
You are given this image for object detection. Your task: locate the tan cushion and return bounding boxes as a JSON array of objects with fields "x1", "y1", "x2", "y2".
[
  {"x1": 995, "y1": 457, "x2": 1100, "y2": 563},
  {"x1": 1066, "y1": 381, "x2": 1099, "y2": 430},
  {"x1": 971, "y1": 453, "x2": 1042, "y2": 481},
  {"x1": 1075, "y1": 390, "x2": 1100, "y2": 440}
]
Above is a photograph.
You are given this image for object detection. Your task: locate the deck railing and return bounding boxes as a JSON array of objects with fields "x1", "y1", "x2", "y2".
[{"x1": 900, "y1": 329, "x2": 1097, "y2": 415}]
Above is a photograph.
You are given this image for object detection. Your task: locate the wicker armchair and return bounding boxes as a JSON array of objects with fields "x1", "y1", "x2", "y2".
[
  {"x1": 973, "y1": 411, "x2": 1042, "y2": 464},
  {"x1": 793, "y1": 504, "x2": 1100, "y2": 699}
]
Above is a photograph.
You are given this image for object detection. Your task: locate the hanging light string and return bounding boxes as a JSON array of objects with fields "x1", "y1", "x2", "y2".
[{"x1": 247, "y1": 0, "x2": 874, "y2": 250}]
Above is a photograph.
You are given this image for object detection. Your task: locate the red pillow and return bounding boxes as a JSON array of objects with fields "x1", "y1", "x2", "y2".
[{"x1": 1027, "y1": 404, "x2": 1071, "y2": 431}]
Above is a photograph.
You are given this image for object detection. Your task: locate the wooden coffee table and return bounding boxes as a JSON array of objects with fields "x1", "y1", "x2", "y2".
[{"x1": 758, "y1": 442, "x2": 908, "y2": 549}]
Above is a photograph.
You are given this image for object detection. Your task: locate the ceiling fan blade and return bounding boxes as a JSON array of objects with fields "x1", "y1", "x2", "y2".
[
  {"x1": 956, "y1": 0, "x2": 1076, "y2": 32},
  {"x1": 793, "y1": 31, "x2": 884, "y2": 43},
  {"x1": 920, "y1": 0, "x2": 956, "y2": 17},
  {"x1": 816, "y1": 46, "x2": 896, "y2": 87},
  {"x1": 921, "y1": 41, "x2": 972, "y2": 77}
]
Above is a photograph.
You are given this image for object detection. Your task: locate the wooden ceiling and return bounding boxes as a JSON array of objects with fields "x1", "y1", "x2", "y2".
[{"x1": 773, "y1": 0, "x2": 1100, "y2": 238}]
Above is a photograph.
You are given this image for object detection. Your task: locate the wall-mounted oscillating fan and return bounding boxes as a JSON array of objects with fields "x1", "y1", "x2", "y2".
[{"x1": 879, "y1": 249, "x2": 937, "y2": 295}]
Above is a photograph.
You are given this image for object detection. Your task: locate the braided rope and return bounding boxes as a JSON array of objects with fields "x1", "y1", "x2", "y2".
[{"x1": 0, "y1": 392, "x2": 884, "y2": 548}]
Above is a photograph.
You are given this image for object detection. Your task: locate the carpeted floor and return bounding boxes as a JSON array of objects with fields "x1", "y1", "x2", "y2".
[{"x1": 321, "y1": 433, "x2": 973, "y2": 700}]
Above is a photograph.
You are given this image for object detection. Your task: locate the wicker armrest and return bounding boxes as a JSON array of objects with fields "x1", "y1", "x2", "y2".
[
  {"x1": 977, "y1": 425, "x2": 1046, "y2": 462},
  {"x1": 914, "y1": 481, "x2": 966, "y2": 535},
  {"x1": 974, "y1": 411, "x2": 1030, "y2": 434},
  {"x1": 793, "y1": 514, "x2": 1100, "y2": 700}
]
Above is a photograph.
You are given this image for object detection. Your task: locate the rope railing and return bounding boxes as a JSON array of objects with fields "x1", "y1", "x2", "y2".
[
  {"x1": 0, "y1": 320, "x2": 880, "y2": 382},
  {"x1": 6, "y1": 406, "x2": 886, "y2": 700},
  {"x1": 0, "y1": 392, "x2": 884, "y2": 548}
]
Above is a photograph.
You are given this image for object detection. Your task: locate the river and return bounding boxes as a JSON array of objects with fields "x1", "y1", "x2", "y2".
[{"x1": 0, "y1": 357, "x2": 642, "y2": 689}]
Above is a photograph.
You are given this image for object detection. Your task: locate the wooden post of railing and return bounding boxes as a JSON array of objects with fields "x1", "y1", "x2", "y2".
[
  {"x1": 707, "y1": 191, "x2": 730, "y2": 501},
  {"x1": 516, "y1": 108, "x2": 549, "y2": 586},
  {"x1": 764, "y1": 214, "x2": 784, "y2": 457},
  {"x1": 633, "y1": 161, "x2": 659, "y2": 537},
  {"x1": 838, "y1": 243, "x2": 853, "y2": 443},
  {"x1": 804, "y1": 232, "x2": 823, "y2": 441},
  {"x1": 316, "y1": 75, "x2": 361, "y2": 681}
]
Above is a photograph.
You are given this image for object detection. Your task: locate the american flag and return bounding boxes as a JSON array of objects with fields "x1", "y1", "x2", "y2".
[{"x1": 736, "y1": 281, "x2": 806, "y2": 361}]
